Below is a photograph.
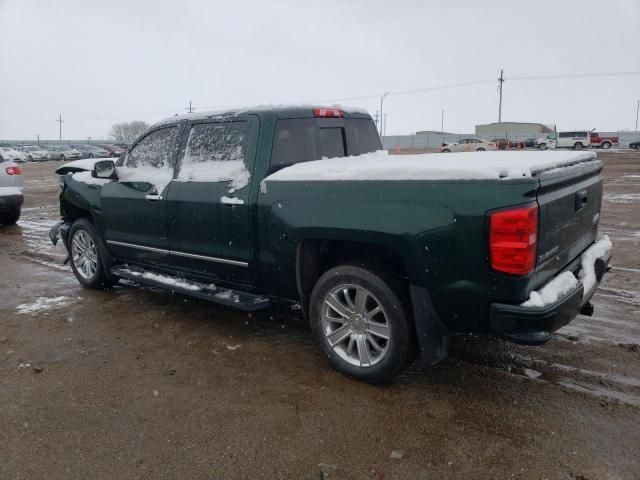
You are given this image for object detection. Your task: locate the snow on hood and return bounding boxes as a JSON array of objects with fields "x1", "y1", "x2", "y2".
[{"x1": 264, "y1": 150, "x2": 598, "y2": 183}]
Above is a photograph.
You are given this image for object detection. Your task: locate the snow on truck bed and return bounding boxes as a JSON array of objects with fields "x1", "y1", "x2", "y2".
[{"x1": 264, "y1": 150, "x2": 598, "y2": 183}]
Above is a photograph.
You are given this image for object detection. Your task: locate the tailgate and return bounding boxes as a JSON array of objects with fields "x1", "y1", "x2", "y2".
[{"x1": 532, "y1": 160, "x2": 603, "y2": 289}]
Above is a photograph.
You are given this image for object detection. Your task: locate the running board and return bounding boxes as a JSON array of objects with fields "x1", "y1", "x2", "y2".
[{"x1": 111, "y1": 266, "x2": 272, "y2": 311}]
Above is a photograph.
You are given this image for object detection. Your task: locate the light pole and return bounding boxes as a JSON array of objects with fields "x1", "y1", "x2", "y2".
[
  {"x1": 636, "y1": 99, "x2": 639, "y2": 131},
  {"x1": 380, "y1": 91, "x2": 390, "y2": 137}
]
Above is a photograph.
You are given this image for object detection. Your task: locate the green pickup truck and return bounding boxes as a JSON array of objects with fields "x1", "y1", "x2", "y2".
[{"x1": 50, "y1": 106, "x2": 612, "y2": 383}]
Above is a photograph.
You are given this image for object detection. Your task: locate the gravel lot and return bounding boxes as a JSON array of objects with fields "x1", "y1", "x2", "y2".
[{"x1": 1, "y1": 151, "x2": 639, "y2": 479}]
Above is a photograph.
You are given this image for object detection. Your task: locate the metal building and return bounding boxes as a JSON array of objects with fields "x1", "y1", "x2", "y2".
[{"x1": 475, "y1": 122, "x2": 555, "y2": 140}]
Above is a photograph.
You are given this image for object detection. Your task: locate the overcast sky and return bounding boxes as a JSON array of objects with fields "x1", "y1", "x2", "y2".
[{"x1": 1, "y1": 0, "x2": 639, "y2": 140}]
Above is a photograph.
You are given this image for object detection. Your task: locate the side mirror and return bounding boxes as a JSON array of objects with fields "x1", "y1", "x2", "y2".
[{"x1": 92, "y1": 160, "x2": 117, "y2": 180}]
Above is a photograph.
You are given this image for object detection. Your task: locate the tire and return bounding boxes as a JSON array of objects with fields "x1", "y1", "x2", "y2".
[
  {"x1": 0, "y1": 208, "x2": 20, "y2": 226},
  {"x1": 28, "y1": 155, "x2": 33, "y2": 162},
  {"x1": 635, "y1": 144, "x2": 640, "y2": 151},
  {"x1": 60, "y1": 154, "x2": 66, "y2": 161},
  {"x1": 442, "y1": 149, "x2": 451, "y2": 153},
  {"x1": 601, "y1": 142, "x2": 611, "y2": 150},
  {"x1": 309, "y1": 264, "x2": 411, "y2": 384},
  {"x1": 68, "y1": 218, "x2": 116, "y2": 289},
  {"x1": 574, "y1": 142, "x2": 583, "y2": 150},
  {"x1": 476, "y1": 147, "x2": 486, "y2": 151},
  {"x1": 539, "y1": 143, "x2": 547, "y2": 150},
  {"x1": 89, "y1": 153, "x2": 94, "y2": 158}
]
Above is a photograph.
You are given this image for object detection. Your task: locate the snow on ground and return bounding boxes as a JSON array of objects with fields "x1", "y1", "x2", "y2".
[
  {"x1": 16, "y1": 296, "x2": 74, "y2": 315},
  {"x1": 603, "y1": 193, "x2": 640, "y2": 204},
  {"x1": 264, "y1": 150, "x2": 598, "y2": 183}
]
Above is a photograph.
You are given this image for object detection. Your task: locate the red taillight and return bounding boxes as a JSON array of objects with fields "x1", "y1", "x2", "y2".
[
  {"x1": 313, "y1": 108, "x2": 344, "y2": 118},
  {"x1": 5, "y1": 166, "x2": 21, "y2": 175},
  {"x1": 489, "y1": 205, "x2": 538, "y2": 275}
]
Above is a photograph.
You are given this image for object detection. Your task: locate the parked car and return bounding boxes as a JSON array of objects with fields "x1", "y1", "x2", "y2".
[
  {"x1": 96, "y1": 144, "x2": 126, "y2": 157},
  {"x1": 47, "y1": 145, "x2": 82, "y2": 161},
  {"x1": 537, "y1": 131, "x2": 590, "y2": 150},
  {"x1": 441, "y1": 137, "x2": 497, "y2": 152},
  {"x1": 0, "y1": 146, "x2": 27, "y2": 163},
  {"x1": 71, "y1": 144, "x2": 110, "y2": 159},
  {"x1": 589, "y1": 132, "x2": 619, "y2": 149},
  {"x1": 0, "y1": 156, "x2": 23, "y2": 225},
  {"x1": 524, "y1": 138, "x2": 538, "y2": 148},
  {"x1": 18, "y1": 145, "x2": 49, "y2": 161},
  {"x1": 630, "y1": 141, "x2": 640, "y2": 151},
  {"x1": 50, "y1": 106, "x2": 611, "y2": 384}
]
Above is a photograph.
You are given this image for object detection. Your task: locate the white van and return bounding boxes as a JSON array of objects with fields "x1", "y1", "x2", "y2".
[{"x1": 537, "y1": 131, "x2": 590, "y2": 150}]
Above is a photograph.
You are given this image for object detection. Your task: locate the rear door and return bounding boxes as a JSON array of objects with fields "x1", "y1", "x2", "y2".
[
  {"x1": 165, "y1": 116, "x2": 258, "y2": 284},
  {"x1": 100, "y1": 126, "x2": 179, "y2": 265}
]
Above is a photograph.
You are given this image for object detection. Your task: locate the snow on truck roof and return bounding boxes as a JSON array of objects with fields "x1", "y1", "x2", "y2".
[
  {"x1": 264, "y1": 150, "x2": 599, "y2": 183},
  {"x1": 154, "y1": 105, "x2": 370, "y2": 126}
]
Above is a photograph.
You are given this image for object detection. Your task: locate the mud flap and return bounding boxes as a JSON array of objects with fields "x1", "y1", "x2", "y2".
[{"x1": 410, "y1": 285, "x2": 449, "y2": 367}]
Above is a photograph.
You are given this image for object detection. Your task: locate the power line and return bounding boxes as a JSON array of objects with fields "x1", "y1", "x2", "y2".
[{"x1": 510, "y1": 70, "x2": 640, "y2": 81}]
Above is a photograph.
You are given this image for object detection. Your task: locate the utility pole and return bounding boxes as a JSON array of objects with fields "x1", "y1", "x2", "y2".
[
  {"x1": 636, "y1": 99, "x2": 639, "y2": 131},
  {"x1": 374, "y1": 110, "x2": 380, "y2": 130},
  {"x1": 56, "y1": 114, "x2": 63, "y2": 140},
  {"x1": 36, "y1": 134, "x2": 40, "y2": 145},
  {"x1": 497, "y1": 69, "x2": 505, "y2": 124},
  {"x1": 384, "y1": 113, "x2": 388, "y2": 137},
  {"x1": 441, "y1": 109, "x2": 444, "y2": 133},
  {"x1": 380, "y1": 91, "x2": 390, "y2": 136},
  {"x1": 186, "y1": 100, "x2": 194, "y2": 113}
]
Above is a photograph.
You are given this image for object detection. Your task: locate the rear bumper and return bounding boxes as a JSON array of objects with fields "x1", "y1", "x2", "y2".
[
  {"x1": 0, "y1": 192, "x2": 24, "y2": 212},
  {"x1": 490, "y1": 237, "x2": 612, "y2": 345}
]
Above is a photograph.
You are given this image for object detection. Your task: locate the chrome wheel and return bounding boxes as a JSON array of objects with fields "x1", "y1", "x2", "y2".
[
  {"x1": 71, "y1": 230, "x2": 98, "y2": 280},
  {"x1": 320, "y1": 284, "x2": 391, "y2": 368}
]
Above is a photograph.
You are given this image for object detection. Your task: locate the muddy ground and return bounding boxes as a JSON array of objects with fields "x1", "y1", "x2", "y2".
[{"x1": 1, "y1": 151, "x2": 639, "y2": 479}]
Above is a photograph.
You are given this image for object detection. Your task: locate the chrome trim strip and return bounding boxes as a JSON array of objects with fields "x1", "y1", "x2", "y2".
[
  {"x1": 170, "y1": 249, "x2": 249, "y2": 267},
  {"x1": 105, "y1": 240, "x2": 248, "y2": 267},
  {"x1": 106, "y1": 240, "x2": 168, "y2": 254}
]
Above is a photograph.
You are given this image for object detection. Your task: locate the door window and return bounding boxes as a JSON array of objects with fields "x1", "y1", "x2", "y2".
[
  {"x1": 117, "y1": 126, "x2": 178, "y2": 192},
  {"x1": 176, "y1": 121, "x2": 250, "y2": 192}
]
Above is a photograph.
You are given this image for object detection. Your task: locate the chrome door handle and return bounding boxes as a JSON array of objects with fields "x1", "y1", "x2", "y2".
[{"x1": 145, "y1": 194, "x2": 163, "y2": 201}]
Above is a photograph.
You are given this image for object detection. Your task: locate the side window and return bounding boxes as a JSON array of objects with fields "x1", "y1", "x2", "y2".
[
  {"x1": 124, "y1": 127, "x2": 178, "y2": 169},
  {"x1": 176, "y1": 121, "x2": 250, "y2": 191},
  {"x1": 459, "y1": 139, "x2": 468, "y2": 144},
  {"x1": 559, "y1": 132, "x2": 570, "y2": 138}
]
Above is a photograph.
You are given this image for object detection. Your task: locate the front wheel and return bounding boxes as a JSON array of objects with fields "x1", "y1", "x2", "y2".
[
  {"x1": 442, "y1": 148, "x2": 451, "y2": 153},
  {"x1": 539, "y1": 143, "x2": 547, "y2": 150},
  {"x1": 476, "y1": 147, "x2": 486, "y2": 151},
  {"x1": 60, "y1": 154, "x2": 66, "y2": 161},
  {"x1": 68, "y1": 219, "x2": 115, "y2": 289},
  {"x1": 309, "y1": 264, "x2": 411, "y2": 384}
]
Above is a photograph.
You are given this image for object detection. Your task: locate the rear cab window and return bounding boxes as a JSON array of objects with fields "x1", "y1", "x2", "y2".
[{"x1": 270, "y1": 117, "x2": 381, "y2": 173}]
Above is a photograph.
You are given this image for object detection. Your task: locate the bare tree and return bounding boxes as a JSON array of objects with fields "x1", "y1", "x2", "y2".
[{"x1": 109, "y1": 120, "x2": 150, "y2": 143}]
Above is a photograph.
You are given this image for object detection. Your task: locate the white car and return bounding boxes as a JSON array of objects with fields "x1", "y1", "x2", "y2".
[
  {"x1": 18, "y1": 145, "x2": 50, "y2": 161},
  {"x1": 0, "y1": 147, "x2": 27, "y2": 163},
  {"x1": 537, "y1": 131, "x2": 590, "y2": 150},
  {"x1": 441, "y1": 138, "x2": 497, "y2": 152}
]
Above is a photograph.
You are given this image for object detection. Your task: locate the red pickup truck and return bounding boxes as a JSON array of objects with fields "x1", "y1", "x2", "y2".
[{"x1": 590, "y1": 132, "x2": 618, "y2": 149}]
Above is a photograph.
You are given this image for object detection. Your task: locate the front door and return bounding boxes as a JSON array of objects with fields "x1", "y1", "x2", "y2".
[
  {"x1": 165, "y1": 116, "x2": 258, "y2": 285},
  {"x1": 100, "y1": 125, "x2": 179, "y2": 266}
]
